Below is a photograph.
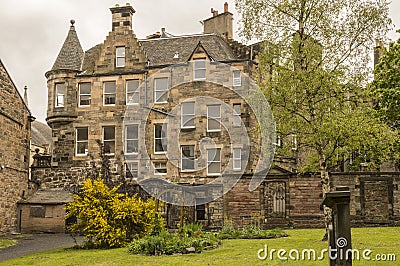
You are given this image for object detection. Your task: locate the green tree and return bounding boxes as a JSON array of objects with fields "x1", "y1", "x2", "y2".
[
  {"x1": 66, "y1": 177, "x2": 159, "y2": 248},
  {"x1": 236, "y1": 0, "x2": 397, "y2": 235},
  {"x1": 369, "y1": 32, "x2": 400, "y2": 130}
]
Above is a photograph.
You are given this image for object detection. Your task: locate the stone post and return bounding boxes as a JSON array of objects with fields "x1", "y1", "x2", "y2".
[{"x1": 322, "y1": 186, "x2": 352, "y2": 266}]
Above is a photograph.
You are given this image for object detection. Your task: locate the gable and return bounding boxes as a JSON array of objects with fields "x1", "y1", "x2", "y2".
[
  {"x1": 90, "y1": 30, "x2": 147, "y2": 75},
  {"x1": 0, "y1": 60, "x2": 30, "y2": 124}
]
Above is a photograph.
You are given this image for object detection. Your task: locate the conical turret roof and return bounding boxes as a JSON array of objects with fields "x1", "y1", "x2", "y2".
[{"x1": 51, "y1": 20, "x2": 84, "y2": 71}]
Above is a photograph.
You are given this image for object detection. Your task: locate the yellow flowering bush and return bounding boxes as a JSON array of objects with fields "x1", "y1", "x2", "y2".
[{"x1": 66, "y1": 178, "x2": 158, "y2": 248}]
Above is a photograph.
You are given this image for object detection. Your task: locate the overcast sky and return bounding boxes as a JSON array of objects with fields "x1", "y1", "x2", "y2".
[{"x1": 0, "y1": 0, "x2": 399, "y2": 123}]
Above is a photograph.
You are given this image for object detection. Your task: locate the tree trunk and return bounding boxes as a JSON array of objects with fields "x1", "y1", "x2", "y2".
[{"x1": 320, "y1": 161, "x2": 332, "y2": 241}]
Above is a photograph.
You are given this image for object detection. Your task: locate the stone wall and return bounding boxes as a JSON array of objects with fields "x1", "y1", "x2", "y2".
[
  {"x1": 17, "y1": 204, "x2": 66, "y2": 233},
  {"x1": 222, "y1": 172, "x2": 400, "y2": 229},
  {"x1": 330, "y1": 172, "x2": 400, "y2": 227},
  {"x1": 0, "y1": 60, "x2": 31, "y2": 234}
]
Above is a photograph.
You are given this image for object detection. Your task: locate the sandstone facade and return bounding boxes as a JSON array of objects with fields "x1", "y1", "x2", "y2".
[{"x1": 0, "y1": 60, "x2": 32, "y2": 234}]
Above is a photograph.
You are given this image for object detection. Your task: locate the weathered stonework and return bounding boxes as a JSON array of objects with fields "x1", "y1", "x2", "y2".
[
  {"x1": 0, "y1": 60, "x2": 32, "y2": 234},
  {"x1": 29, "y1": 3, "x2": 400, "y2": 232}
]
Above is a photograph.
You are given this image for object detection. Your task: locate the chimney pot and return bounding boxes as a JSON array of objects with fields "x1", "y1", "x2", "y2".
[
  {"x1": 161, "y1": 27, "x2": 165, "y2": 33},
  {"x1": 126, "y1": 3, "x2": 130, "y2": 6},
  {"x1": 224, "y1": 2, "x2": 228, "y2": 13}
]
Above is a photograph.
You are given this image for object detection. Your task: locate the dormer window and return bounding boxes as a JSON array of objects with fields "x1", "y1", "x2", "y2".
[
  {"x1": 194, "y1": 59, "x2": 206, "y2": 80},
  {"x1": 233, "y1": 70, "x2": 241, "y2": 87},
  {"x1": 116, "y1": 46, "x2": 125, "y2": 67}
]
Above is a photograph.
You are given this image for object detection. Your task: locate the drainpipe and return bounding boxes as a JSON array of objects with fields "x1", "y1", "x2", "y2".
[{"x1": 144, "y1": 72, "x2": 148, "y2": 106}]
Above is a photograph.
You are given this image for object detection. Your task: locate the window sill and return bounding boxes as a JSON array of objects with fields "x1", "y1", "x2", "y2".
[
  {"x1": 181, "y1": 169, "x2": 196, "y2": 173},
  {"x1": 207, "y1": 173, "x2": 221, "y2": 177},
  {"x1": 181, "y1": 126, "x2": 196, "y2": 130},
  {"x1": 154, "y1": 152, "x2": 167, "y2": 155}
]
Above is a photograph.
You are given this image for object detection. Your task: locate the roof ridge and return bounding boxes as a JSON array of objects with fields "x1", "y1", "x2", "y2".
[{"x1": 139, "y1": 33, "x2": 219, "y2": 42}]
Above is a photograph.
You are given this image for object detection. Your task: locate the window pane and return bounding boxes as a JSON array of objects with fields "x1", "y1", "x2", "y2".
[
  {"x1": 208, "y1": 105, "x2": 220, "y2": 117},
  {"x1": 194, "y1": 60, "x2": 206, "y2": 80},
  {"x1": 125, "y1": 162, "x2": 138, "y2": 179},
  {"x1": 104, "y1": 82, "x2": 116, "y2": 93},
  {"x1": 116, "y1": 47, "x2": 125, "y2": 57},
  {"x1": 116, "y1": 57, "x2": 125, "y2": 67},
  {"x1": 182, "y1": 102, "x2": 195, "y2": 114},
  {"x1": 56, "y1": 94, "x2": 65, "y2": 107},
  {"x1": 77, "y1": 142, "x2": 88, "y2": 155},
  {"x1": 154, "y1": 124, "x2": 167, "y2": 153},
  {"x1": 126, "y1": 125, "x2": 138, "y2": 154},
  {"x1": 208, "y1": 162, "x2": 221, "y2": 174},
  {"x1": 154, "y1": 78, "x2": 168, "y2": 103},
  {"x1": 155, "y1": 78, "x2": 168, "y2": 90},
  {"x1": 207, "y1": 149, "x2": 220, "y2": 161},
  {"x1": 233, "y1": 71, "x2": 241, "y2": 79},
  {"x1": 154, "y1": 124, "x2": 162, "y2": 138},
  {"x1": 182, "y1": 102, "x2": 195, "y2": 128},
  {"x1": 194, "y1": 69, "x2": 206, "y2": 80},
  {"x1": 103, "y1": 127, "x2": 115, "y2": 140},
  {"x1": 182, "y1": 146, "x2": 194, "y2": 157},
  {"x1": 182, "y1": 145, "x2": 195, "y2": 171},
  {"x1": 233, "y1": 104, "x2": 241, "y2": 126},
  {"x1": 104, "y1": 95, "x2": 115, "y2": 105},
  {"x1": 233, "y1": 104, "x2": 241, "y2": 114},
  {"x1": 194, "y1": 59, "x2": 206, "y2": 69},
  {"x1": 126, "y1": 140, "x2": 138, "y2": 153},
  {"x1": 155, "y1": 162, "x2": 167, "y2": 174},
  {"x1": 104, "y1": 141, "x2": 115, "y2": 154},
  {"x1": 79, "y1": 83, "x2": 91, "y2": 94},
  {"x1": 127, "y1": 80, "x2": 139, "y2": 93},
  {"x1": 55, "y1": 84, "x2": 65, "y2": 107},
  {"x1": 233, "y1": 148, "x2": 241, "y2": 170},
  {"x1": 80, "y1": 95, "x2": 91, "y2": 106},
  {"x1": 155, "y1": 91, "x2": 168, "y2": 103},
  {"x1": 126, "y1": 125, "x2": 138, "y2": 139},
  {"x1": 77, "y1": 128, "x2": 88, "y2": 141},
  {"x1": 208, "y1": 119, "x2": 220, "y2": 130}
]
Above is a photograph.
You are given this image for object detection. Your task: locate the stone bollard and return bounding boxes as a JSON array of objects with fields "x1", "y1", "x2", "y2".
[{"x1": 321, "y1": 186, "x2": 352, "y2": 266}]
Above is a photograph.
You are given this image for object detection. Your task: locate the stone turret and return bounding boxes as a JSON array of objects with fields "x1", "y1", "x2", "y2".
[
  {"x1": 45, "y1": 20, "x2": 84, "y2": 168},
  {"x1": 46, "y1": 20, "x2": 83, "y2": 126}
]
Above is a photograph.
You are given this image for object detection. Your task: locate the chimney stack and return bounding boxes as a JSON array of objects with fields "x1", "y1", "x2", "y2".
[
  {"x1": 203, "y1": 3, "x2": 233, "y2": 39},
  {"x1": 110, "y1": 3, "x2": 135, "y2": 32}
]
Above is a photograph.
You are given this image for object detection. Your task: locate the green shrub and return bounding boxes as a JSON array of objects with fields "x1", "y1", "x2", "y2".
[
  {"x1": 218, "y1": 222, "x2": 287, "y2": 240},
  {"x1": 66, "y1": 177, "x2": 159, "y2": 248},
  {"x1": 128, "y1": 223, "x2": 221, "y2": 255},
  {"x1": 178, "y1": 222, "x2": 203, "y2": 237}
]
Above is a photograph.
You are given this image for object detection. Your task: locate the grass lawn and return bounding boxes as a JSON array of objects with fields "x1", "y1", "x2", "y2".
[
  {"x1": 0, "y1": 239, "x2": 16, "y2": 249},
  {"x1": 1, "y1": 227, "x2": 399, "y2": 265}
]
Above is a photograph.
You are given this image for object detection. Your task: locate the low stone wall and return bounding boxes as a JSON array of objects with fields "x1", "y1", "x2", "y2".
[{"x1": 31, "y1": 166, "x2": 400, "y2": 230}]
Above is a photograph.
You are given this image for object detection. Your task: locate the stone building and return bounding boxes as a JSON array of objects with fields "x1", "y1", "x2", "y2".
[
  {"x1": 30, "y1": 3, "x2": 400, "y2": 231},
  {"x1": 0, "y1": 59, "x2": 33, "y2": 234},
  {"x1": 31, "y1": 2, "x2": 273, "y2": 229}
]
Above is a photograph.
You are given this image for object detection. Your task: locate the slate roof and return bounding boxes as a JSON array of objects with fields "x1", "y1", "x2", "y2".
[
  {"x1": 80, "y1": 34, "x2": 238, "y2": 72},
  {"x1": 31, "y1": 121, "x2": 52, "y2": 147},
  {"x1": 52, "y1": 23, "x2": 84, "y2": 71},
  {"x1": 139, "y1": 34, "x2": 237, "y2": 66},
  {"x1": 19, "y1": 189, "x2": 73, "y2": 204}
]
